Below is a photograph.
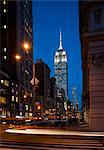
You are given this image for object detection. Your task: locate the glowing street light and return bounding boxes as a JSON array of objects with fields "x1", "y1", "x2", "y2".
[
  {"x1": 15, "y1": 54, "x2": 21, "y2": 60},
  {"x1": 37, "y1": 105, "x2": 41, "y2": 110},
  {"x1": 23, "y1": 42, "x2": 30, "y2": 52},
  {"x1": 15, "y1": 41, "x2": 36, "y2": 116},
  {"x1": 24, "y1": 95, "x2": 27, "y2": 99},
  {"x1": 15, "y1": 42, "x2": 30, "y2": 59}
]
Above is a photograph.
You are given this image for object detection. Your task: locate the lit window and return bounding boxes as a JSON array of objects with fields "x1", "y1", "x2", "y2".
[
  {"x1": 25, "y1": 105, "x2": 28, "y2": 111},
  {"x1": 26, "y1": 21, "x2": 28, "y2": 26},
  {"x1": 29, "y1": 113, "x2": 32, "y2": 117},
  {"x1": 12, "y1": 96, "x2": 14, "y2": 101},
  {"x1": 26, "y1": 29, "x2": 29, "y2": 34},
  {"x1": 25, "y1": 69, "x2": 29, "y2": 74},
  {"x1": 16, "y1": 91, "x2": 18, "y2": 95},
  {"x1": 4, "y1": 48, "x2": 6, "y2": 52},
  {"x1": 24, "y1": 95, "x2": 26, "y2": 99},
  {"x1": 4, "y1": 56, "x2": 7, "y2": 59},
  {"x1": 4, "y1": 25, "x2": 6, "y2": 29},
  {"x1": 25, "y1": 112, "x2": 28, "y2": 117},
  {"x1": 12, "y1": 89, "x2": 14, "y2": 93},
  {"x1": 20, "y1": 112, "x2": 22, "y2": 116},
  {"x1": 5, "y1": 80, "x2": 8, "y2": 86},
  {"x1": 4, "y1": 9, "x2": 6, "y2": 13},
  {"x1": 3, "y1": 80, "x2": 9, "y2": 86},
  {"x1": 30, "y1": 93, "x2": 32, "y2": 97},
  {"x1": 3, "y1": 0, "x2": 6, "y2": 4},
  {"x1": 1, "y1": 80, "x2": 4, "y2": 84},
  {"x1": 16, "y1": 97, "x2": 18, "y2": 102}
]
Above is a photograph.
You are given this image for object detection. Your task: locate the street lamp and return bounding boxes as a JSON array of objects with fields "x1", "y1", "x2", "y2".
[
  {"x1": 15, "y1": 42, "x2": 35, "y2": 116},
  {"x1": 22, "y1": 42, "x2": 30, "y2": 52},
  {"x1": 15, "y1": 54, "x2": 21, "y2": 60}
]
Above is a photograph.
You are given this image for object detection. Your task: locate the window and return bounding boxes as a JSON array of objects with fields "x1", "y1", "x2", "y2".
[
  {"x1": 12, "y1": 96, "x2": 15, "y2": 101},
  {"x1": 12, "y1": 89, "x2": 14, "y2": 93},
  {"x1": 16, "y1": 97, "x2": 18, "y2": 102},
  {"x1": 25, "y1": 112, "x2": 28, "y2": 117},
  {"x1": 25, "y1": 69, "x2": 29, "y2": 74},
  {"x1": 3, "y1": 25, "x2": 6, "y2": 29},
  {"x1": 3, "y1": 0, "x2": 6, "y2": 4},
  {"x1": 1, "y1": 80, "x2": 4, "y2": 84},
  {"x1": 29, "y1": 113, "x2": 32, "y2": 117},
  {"x1": 16, "y1": 91, "x2": 18, "y2": 95},
  {"x1": 30, "y1": 93, "x2": 32, "y2": 97},
  {"x1": 24, "y1": 95, "x2": 26, "y2": 98},
  {"x1": 4, "y1": 48, "x2": 6, "y2": 52},
  {"x1": 4, "y1": 9, "x2": 6, "y2": 13},
  {"x1": 1, "y1": 80, "x2": 9, "y2": 86},
  {"x1": 4, "y1": 56, "x2": 7, "y2": 59},
  {"x1": 25, "y1": 105, "x2": 28, "y2": 111},
  {"x1": 20, "y1": 112, "x2": 22, "y2": 116}
]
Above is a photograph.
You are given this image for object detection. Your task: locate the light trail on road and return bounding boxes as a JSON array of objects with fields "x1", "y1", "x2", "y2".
[{"x1": 5, "y1": 128, "x2": 104, "y2": 137}]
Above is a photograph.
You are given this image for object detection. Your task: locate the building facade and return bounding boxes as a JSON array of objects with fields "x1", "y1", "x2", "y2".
[
  {"x1": 79, "y1": 0, "x2": 104, "y2": 130},
  {"x1": 54, "y1": 31, "x2": 68, "y2": 100},
  {"x1": 72, "y1": 87, "x2": 78, "y2": 110},
  {"x1": 35, "y1": 59, "x2": 51, "y2": 116},
  {"x1": 50, "y1": 77, "x2": 57, "y2": 110},
  {"x1": 56, "y1": 88, "x2": 65, "y2": 116},
  {"x1": 0, "y1": 0, "x2": 34, "y2": 117},
  {"x1": 50, "y1": 77, "x2": 57, "y2": 100}
]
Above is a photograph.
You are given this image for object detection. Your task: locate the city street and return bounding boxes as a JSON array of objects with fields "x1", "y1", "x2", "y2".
[
  {"x1": 0, "y1": 0, "x2": 104, "y2": 149},
  {"x1": 0, "y1": 125, "x2": 104, "y2": 149}
]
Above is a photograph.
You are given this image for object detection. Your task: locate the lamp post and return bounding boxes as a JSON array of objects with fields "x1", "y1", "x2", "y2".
[{"x1": 15, "y1": 42, "x2": 35, "y2": 116}]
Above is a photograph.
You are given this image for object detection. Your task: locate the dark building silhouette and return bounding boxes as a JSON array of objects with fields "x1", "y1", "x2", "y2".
[
  {"x1": 79, "y1": 0, "x2": 104, "y2": 130},
  {"x1": 35, "y1": 59, "x2": 50, "y2": 98},
  {"x1": 35, "y1": 59, "x2": 51, "y2": 115},
  {"x1": 0, "y1": 0, "x2": 34, "y2": 117},
  {"x1": 50, "y1": 77, "x2": 57, "y2": 114},
  {"x1": 50, "y1": 77, "x2": 57, "y2": 99}
]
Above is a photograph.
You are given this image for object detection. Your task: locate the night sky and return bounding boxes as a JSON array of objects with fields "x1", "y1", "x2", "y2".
[{"x1": 33, "y1": 0, "x2": 82, "y2": 109}]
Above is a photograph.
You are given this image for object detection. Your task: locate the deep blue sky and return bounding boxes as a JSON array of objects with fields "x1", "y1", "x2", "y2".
[{"x1": 33, "y1": 0, "x2": 82, "y2": 108}]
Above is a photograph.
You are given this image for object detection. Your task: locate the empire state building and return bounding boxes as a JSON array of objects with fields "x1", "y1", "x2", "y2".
[{"x1": 54, "y1": 30, "x2": 68, "y2": 99}]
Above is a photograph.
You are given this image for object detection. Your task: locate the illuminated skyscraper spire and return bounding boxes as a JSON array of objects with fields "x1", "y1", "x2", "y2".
[
  {"x1": 58, "y1": 29, "x2": 63, "y2": 50},
  {"x1": 54, "y1": 29, "x2": 68, "y2": 99}
]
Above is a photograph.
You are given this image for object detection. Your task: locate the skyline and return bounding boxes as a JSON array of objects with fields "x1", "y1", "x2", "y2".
[{"x1": 33, "y1": 1, "x2": 82, "y2": 108}]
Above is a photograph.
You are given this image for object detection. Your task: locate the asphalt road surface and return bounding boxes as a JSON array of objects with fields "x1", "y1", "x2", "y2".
[{"x1": 1, "y1": 138, "x2": 104, "y2": 150}]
